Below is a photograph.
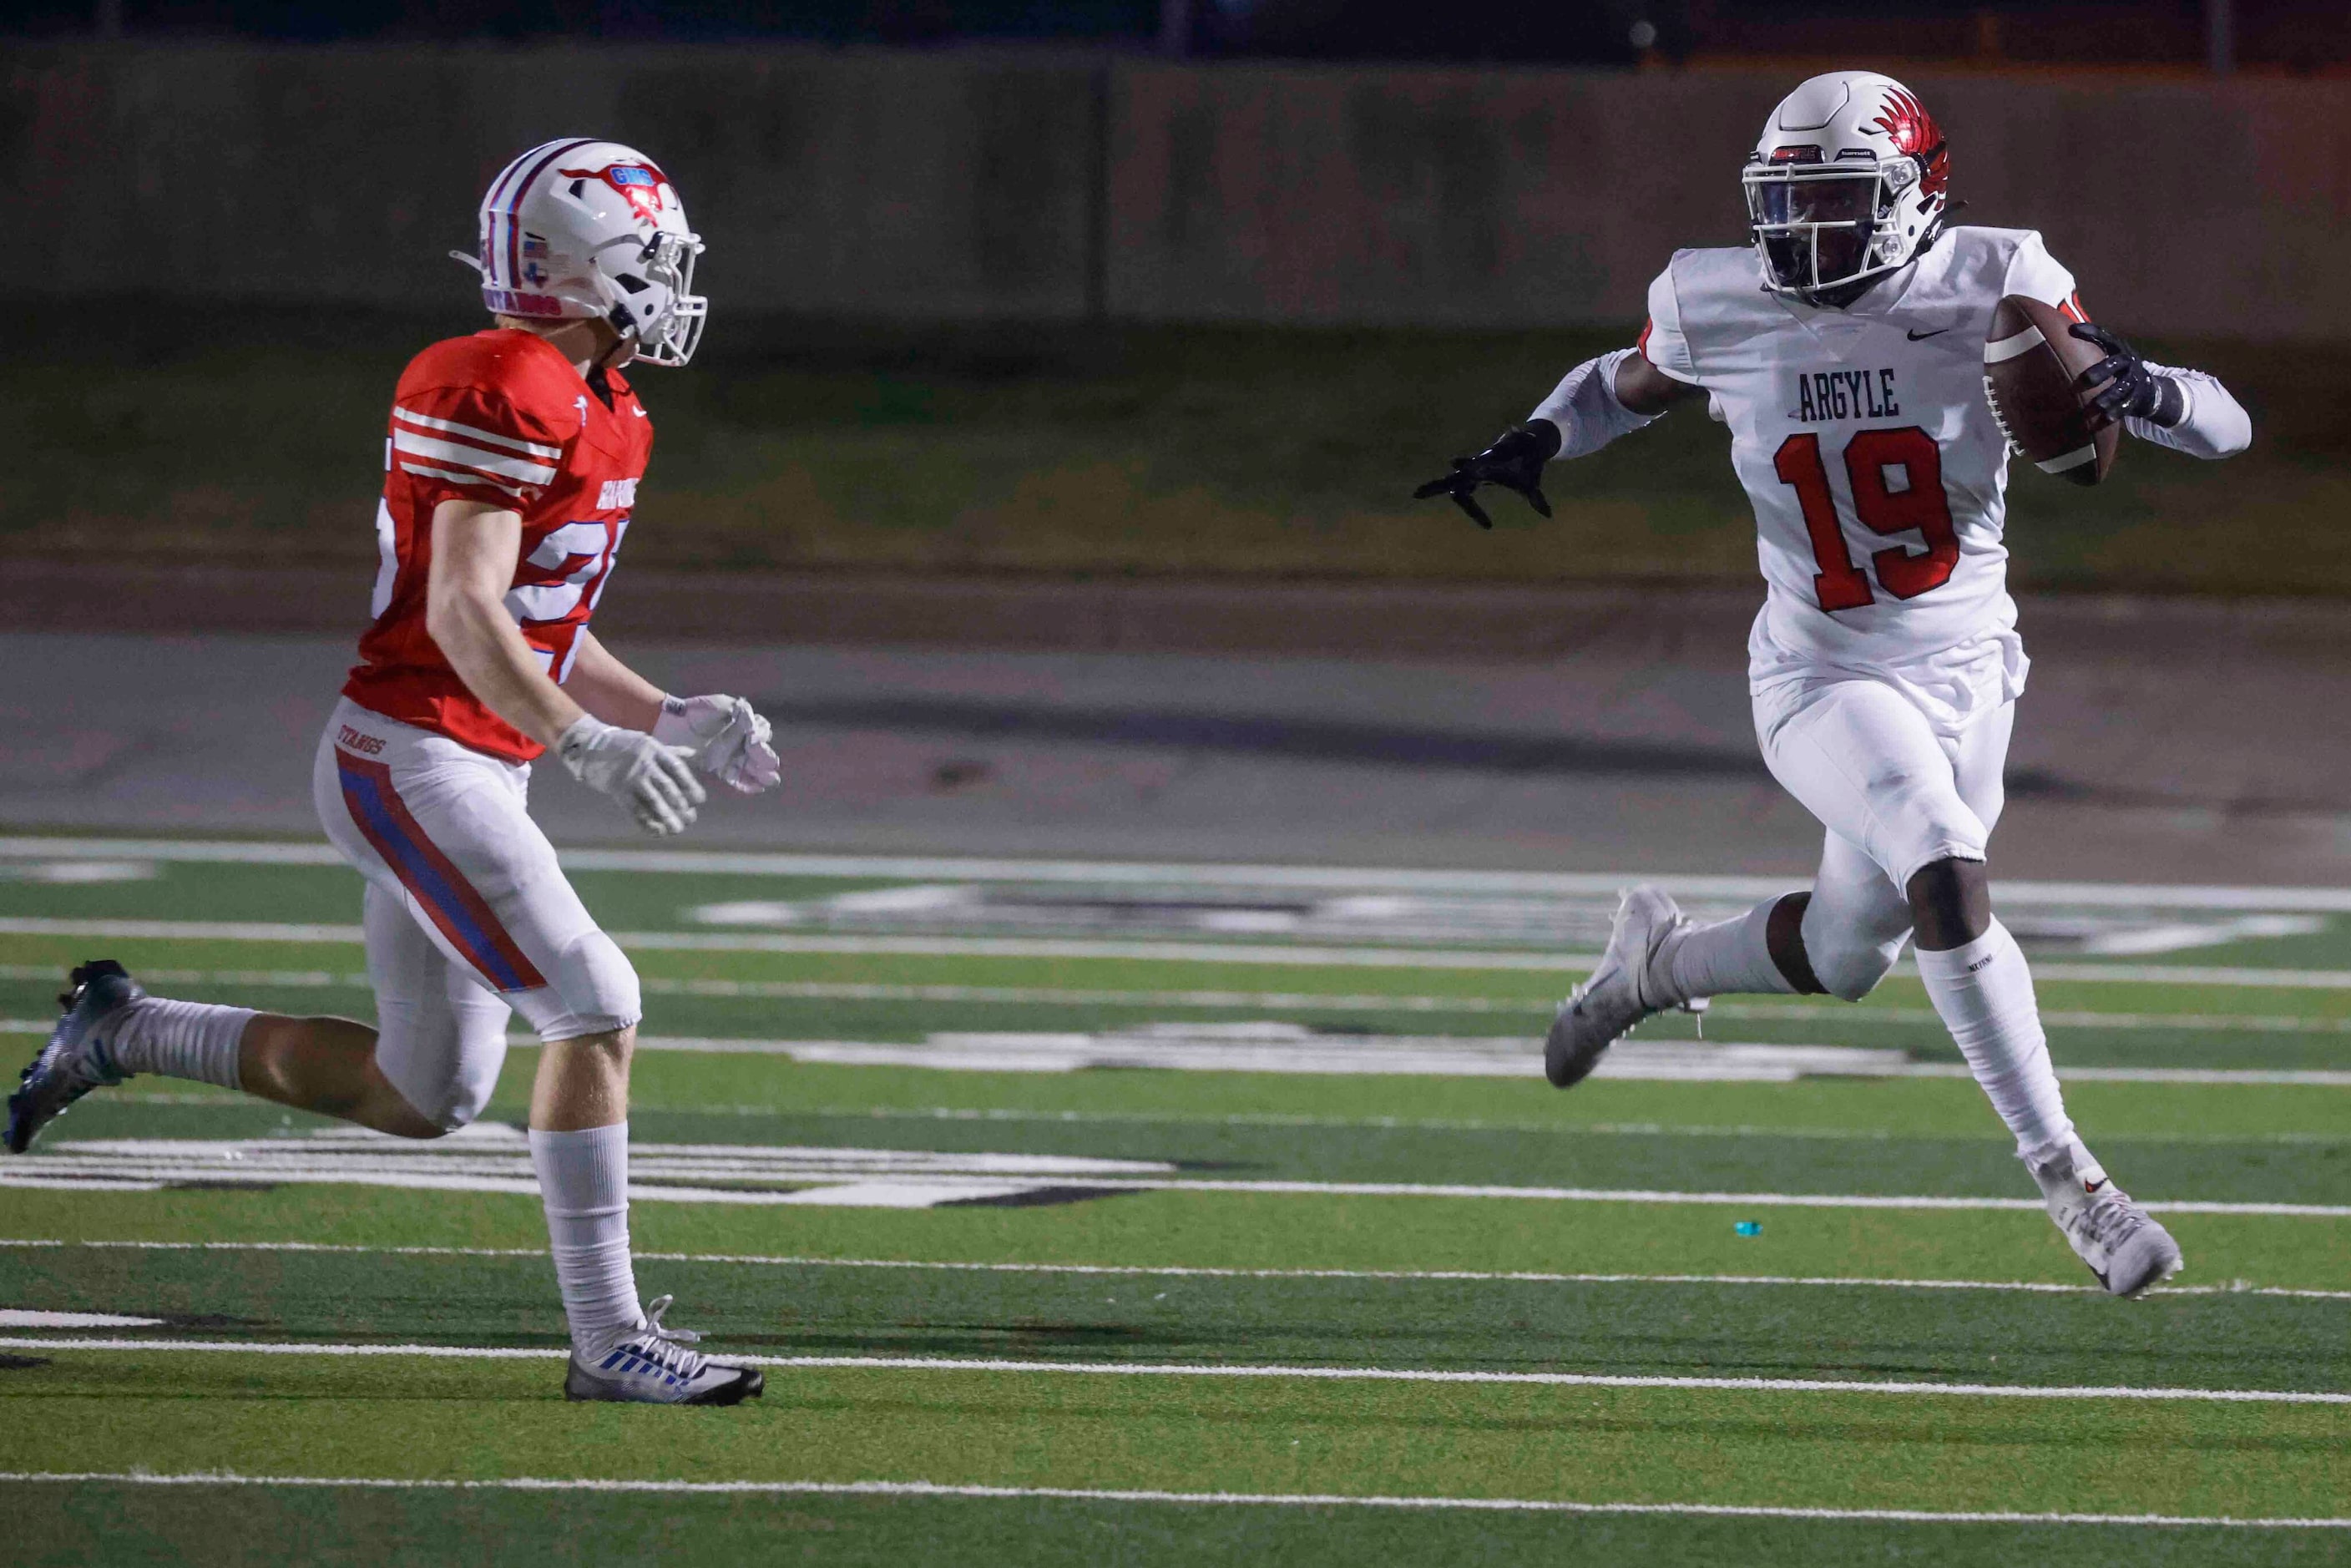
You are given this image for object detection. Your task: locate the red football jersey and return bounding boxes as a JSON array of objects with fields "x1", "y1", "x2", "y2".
[{"x1": 344, "y1": 329, "x2": 653, "y2": 763}]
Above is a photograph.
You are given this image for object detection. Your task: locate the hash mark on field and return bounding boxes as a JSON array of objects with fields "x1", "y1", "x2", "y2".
[
  {"x1": 0, "y1": 1473, "x2": 2339, "y2": 1530},
  {"x1": 13, "y1": 1239, "x2": 2344, "y2": 1301},
  {"x1": 0, "y1": 1339, "x2": 2343, "y2": 1404}
]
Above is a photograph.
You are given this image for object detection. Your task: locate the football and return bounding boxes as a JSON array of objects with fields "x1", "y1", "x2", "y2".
[{"x1": 1982, "y1": 294, "x2": 2120, "y2": 486}]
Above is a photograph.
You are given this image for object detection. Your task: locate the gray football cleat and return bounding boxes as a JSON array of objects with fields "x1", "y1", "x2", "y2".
[
  {"x1": 2028, "y1": 1142, "x2": 2184, "y2": 1298},
  {"x1": 7, "y1": 960, "x2": 143, "y2": 1155},
  {"x1": 564, "y1": 1296, "x2": 765, "y2": 1406},
  {"x1": 1545, "y1": 887, "x2": 1704, "y2": 1089}
]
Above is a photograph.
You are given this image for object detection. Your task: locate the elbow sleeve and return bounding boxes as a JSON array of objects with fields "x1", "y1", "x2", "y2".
[{"x1": 1530, "y1": 348, "x2": 1662, "y2": 460}]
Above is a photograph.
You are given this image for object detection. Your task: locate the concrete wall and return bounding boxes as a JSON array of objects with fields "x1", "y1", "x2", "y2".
[
  {"x1": 10, "y1": 43, "x2": 2348, "y2": 337},
  {"x1": 8, "y1": 44, "x2": 1100, "y2": 318},
  {"x1": 1105, "y1": 63, "x2": 2351, "y2": 337}
]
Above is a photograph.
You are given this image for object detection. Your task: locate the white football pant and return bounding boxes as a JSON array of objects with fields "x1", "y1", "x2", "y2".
[
  {"x1": 312, "y1": 697, "x2": 642, "y2": 1130},
  {"x1": 1754, "y1": 676, "x2": 2013, "y2": 999}
]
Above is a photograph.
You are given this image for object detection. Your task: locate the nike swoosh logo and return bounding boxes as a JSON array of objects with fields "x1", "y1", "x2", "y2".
[
  {"x1": 631, "y1": 406, "x2": 648, "y2": 417},
  {"x1": 1906, "y1": 327, "x2": 1951, "y2": 341}
]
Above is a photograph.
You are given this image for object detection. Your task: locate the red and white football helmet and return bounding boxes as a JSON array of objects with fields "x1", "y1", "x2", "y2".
[
  {"x1": 1742, "y1": 71, "x2": 1950, "y2": 302},
  {"x1": 456, "y1": 139, "x2": 707, "y2": 367}
]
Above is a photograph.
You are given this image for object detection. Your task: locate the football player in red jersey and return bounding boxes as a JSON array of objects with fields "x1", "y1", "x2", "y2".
[{"x1": 9, "y1": 140, "x2": 775, "y2": 1404}]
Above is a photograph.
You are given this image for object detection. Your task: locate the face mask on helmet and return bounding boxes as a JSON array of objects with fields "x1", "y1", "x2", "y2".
[
  {"x1": 1749, "y1": 169, "x2": 1878, "y2": 292},
  {"x1": 599, "y1": 229, "x2": 706, "y2": 368},
  {"x1": 1744, "y1": 151, "x2": 1929, "y2": 298}
]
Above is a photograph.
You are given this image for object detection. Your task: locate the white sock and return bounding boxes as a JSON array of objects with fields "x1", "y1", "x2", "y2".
[
  {"x1": 1663, "y1": 898, "x2": 1797, "y2": 1001},
  {"x1": 1914, "y1": 919, "x2": 2075, "y2": 1155},
  {"x1": 100, "y1": 998, "x2": 253, "y2": 1090},
  {"x1": 528, "y1": 1123, "x2": 645, "y2": 1353}
]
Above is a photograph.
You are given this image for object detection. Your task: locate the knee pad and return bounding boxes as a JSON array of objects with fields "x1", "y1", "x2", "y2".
[
  {"x1": 1858, "y1": 761, "x2": 1989, "y2": 889},
  {"x1": 374, "y1": 999, "x2": 509, "y2": 1133},
  {"x1": 1810, "y1": 932, "x2": 1906, "y2": 1003},
  {"x1": 526, "y1": 929, "x2": 641, "y2": 1042},
  {"x1": 1799, "y1": 898, "x2": 1909, "y2": 1003}
]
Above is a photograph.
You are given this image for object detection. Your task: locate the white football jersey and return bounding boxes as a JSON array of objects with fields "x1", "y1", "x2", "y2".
[{"x1": 1641, "y1": 226, "x2": 2078, "y2": 669}]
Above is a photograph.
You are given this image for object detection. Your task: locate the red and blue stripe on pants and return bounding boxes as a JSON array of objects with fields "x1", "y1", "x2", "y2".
[{"x1": 336, "y1": 751, "x2": 547, "y2": 993}]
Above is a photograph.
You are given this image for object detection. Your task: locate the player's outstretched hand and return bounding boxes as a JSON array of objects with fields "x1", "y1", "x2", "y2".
[
  {"x1": 653, "y1": 694, "x2": 783, "y2": 796},
  {"x1": 559, "y1": 716, "x2": 707, "y2": 836},
  {"x1": 1412, "y1": 421, "x2": 1563, "y2": 529},
  {"x1": 2067, "y1": 322, "x2": 2176, "y2": 428}
]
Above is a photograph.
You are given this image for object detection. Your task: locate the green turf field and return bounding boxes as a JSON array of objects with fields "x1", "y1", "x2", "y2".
[{"x1": 1, "y1": 837, "x2": 2346, "y2": 1564}]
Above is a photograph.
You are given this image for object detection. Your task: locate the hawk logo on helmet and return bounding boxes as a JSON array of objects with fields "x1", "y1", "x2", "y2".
[
  {"x1": 561, "y1": 163, "x2": 670, "y2": 225},
  {"x1": 1871, "y1": 88, "x2": 1949, "y2": 200}
]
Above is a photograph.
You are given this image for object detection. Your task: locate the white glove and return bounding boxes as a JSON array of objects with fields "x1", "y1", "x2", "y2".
[
  {"x1": 557, "y1": 716, "x2": 706, "y2": 837},
  {"x1": 652, "y1": 693, "x2": 781, "y2": 796}
]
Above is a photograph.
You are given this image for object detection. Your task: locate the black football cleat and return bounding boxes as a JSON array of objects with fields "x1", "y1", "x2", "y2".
[{"x1": 7, "y1": 960, "x2": 143, "y2": 1155}]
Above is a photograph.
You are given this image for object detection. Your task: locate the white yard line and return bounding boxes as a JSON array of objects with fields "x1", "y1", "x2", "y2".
[
  {"x1": 1893, "y1": 1065, "x2": 2351, "y2": 1086},
  {"x1": 13, "y1": 1132, "x2": 2348, "y2": 1215},
  {"x1": 1722, "y1": 1001, "x2": 2351, "y2": 1035},
  {"x1": 1088, "y1": 1181, "x2": 2351, "y2": 1216},
  {"x1": 0, "y1": 918, "x2": 1588, "y2": 970},
  {"x1": 0, "y1": 1472, "x2": 2337, "y2": 1529},
  {"x1": 4, "y1": 1015, "x2": 2350, "y2": 1086},
  {"x1": 629, "y1": 1034, "x2": 1919, "y2": 1083},
  {"x1": 11, "y1": 1237, "x2": 2344, "y2": 1301},
  {"x1": 0, "y1": 1338, "x2": 2342, "y2": 1405},
  {"x1": 13, "y1": 916, "x2": 2351, "y2": 987},
  {"x1": 14, "y1": 836, "x2": 2351, "y2": 914},
  {"x1": 664, "y1": 1102, "x2": 2351, "y2": 1148},
  {"x1": 630, "y1": 1035, "x2": 2351, "y2": 1085},
  {"x1": 21, "y1": 964, "x2": 2351, "y2": 1034}
]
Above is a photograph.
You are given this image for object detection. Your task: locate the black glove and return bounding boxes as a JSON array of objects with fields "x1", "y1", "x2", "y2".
[
  {"x1": 1412, "y1": 421, "x2": 1563, "y2": 529},
  {"x1": 2069, "y1": 322, "x2": 2183, "y2": 428}
]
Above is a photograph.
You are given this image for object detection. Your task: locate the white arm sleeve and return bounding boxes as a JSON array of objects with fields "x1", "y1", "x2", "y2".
[
  {"x1": 2006, "y1": 233, "x2": 2246, "y2": 459},
  {"x1": 2130, "y1": 363, "x2": 2251, "y2": 459},
  {"x1": 1529, "y1": 347, "x2": 1663, "y2": 459}
]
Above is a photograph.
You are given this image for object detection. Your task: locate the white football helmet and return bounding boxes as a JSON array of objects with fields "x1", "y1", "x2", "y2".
[
  {"x1": 455, "y1": 139, "x2": 707, "y2": 367},
  {"x1": 1742, "y1": 71, "x2": 1950, "y2": 302}
]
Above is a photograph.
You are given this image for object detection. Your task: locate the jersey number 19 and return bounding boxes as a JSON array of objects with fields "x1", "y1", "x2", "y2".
[{"x1": 1773, "y1": 427, "x2": 1959, "y2": 612}]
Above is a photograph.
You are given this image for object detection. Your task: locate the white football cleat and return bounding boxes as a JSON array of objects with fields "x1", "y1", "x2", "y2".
[
  {"x1": 564, "y1": 1296, "x2": 765, "y2": 1405},
  {"x1": 1545, "y1": 887, "x2": 1703, "y2": 1089},
  {"x1": 2028, "y1": 1142, "x2": 2184, "y2": 1298}
]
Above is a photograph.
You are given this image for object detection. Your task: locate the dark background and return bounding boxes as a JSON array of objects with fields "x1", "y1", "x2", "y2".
[{"x1": 8, "y1": 0, "x2": 2347, "y2": 71}]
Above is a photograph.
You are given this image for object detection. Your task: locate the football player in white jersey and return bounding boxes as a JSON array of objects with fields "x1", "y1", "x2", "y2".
[{"x1": 1418, "y1": 71, "x2": 2250, "y2": 1297}]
